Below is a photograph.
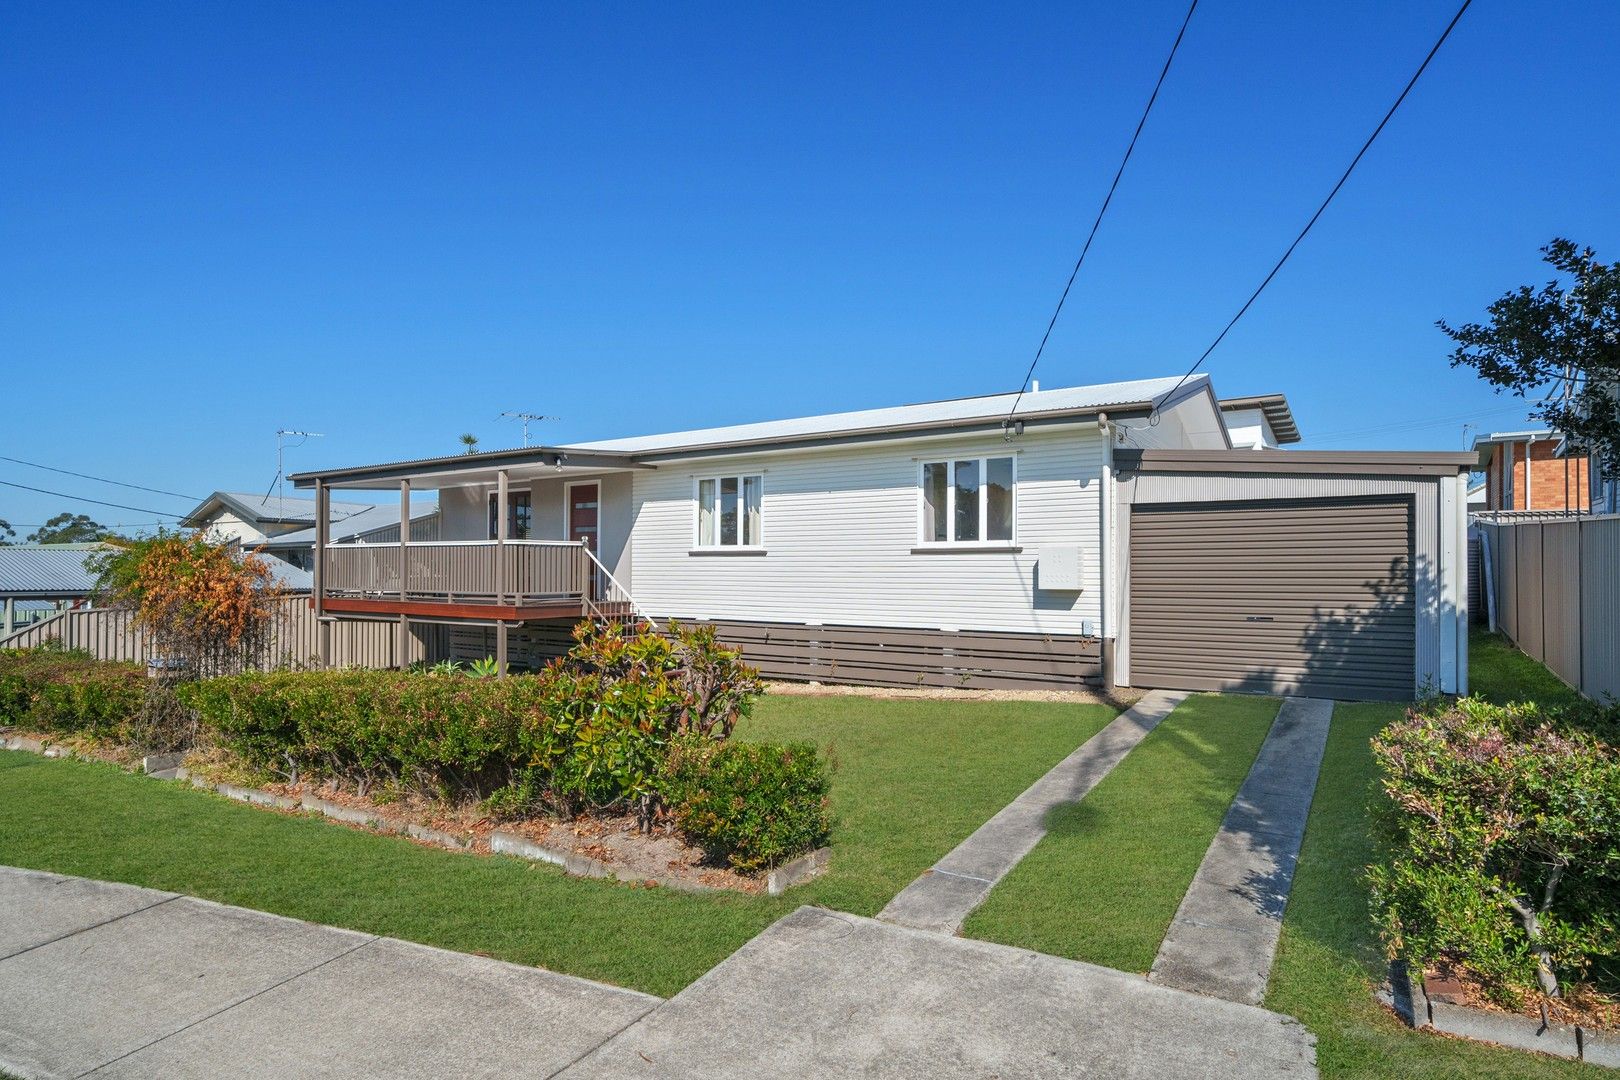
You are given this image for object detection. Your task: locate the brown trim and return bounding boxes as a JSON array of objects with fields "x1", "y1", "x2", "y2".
[
  {"x1": 319, "y1": 596, "x2": 589, "y2": 621},
  {"x1": 688, "y1": 548, "x2": 768, "y2": 556},
  {"x1": 289, "y1": 447, "x2": 652, "y2": 488},
  {"x1": 910, "y1": 544, "x2": 1023, "y2": 555},
  {"x1": 687, "y1": 618, "x2": 1101, "y2": 690},
  {"x1": 1116, "y1": 448, "x2": 1474, "y2": 477}
]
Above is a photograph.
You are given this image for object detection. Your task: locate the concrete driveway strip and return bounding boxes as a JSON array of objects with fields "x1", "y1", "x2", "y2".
[
  {"x1": 561, "y1": 906, "x2": 1317, "y2": 1079},
  {"x1": 879, "y1": 689, "x2": 1187, "y2": 934},
  {"x1": 1150, "y1": 697, "x2": 1334, "y2": 1006}
]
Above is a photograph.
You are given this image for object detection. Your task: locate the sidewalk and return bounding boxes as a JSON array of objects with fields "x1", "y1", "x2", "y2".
[{"x1": 0, "y1": 866, "x2": 1317, "y2": 1079}]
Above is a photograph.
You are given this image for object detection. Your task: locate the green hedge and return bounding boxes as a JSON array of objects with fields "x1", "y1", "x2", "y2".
[
  {"x1": 661, "y1": 738, "x2": 832, "y2": 872},
  {"x1": 1369, "y1": 697, "x2": 1620, "y2": 1005},
  {"x1": 0, "y1": 648, "x2": 146, "y2": 740}
]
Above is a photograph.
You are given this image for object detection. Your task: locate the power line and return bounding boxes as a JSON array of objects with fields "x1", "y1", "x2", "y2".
[
  {"x1": 1003, "y1": 0, "x2": 1199, "y2": 433},
  {"x1": 1307, "y1": 402, "x2": 1525, "y2": 441},
  {"x1": 1152, "y1": 0, "x2": 1473, "y2": 422},
  {"x1": 0, "y1": 455, "x2": 198, "y2": 502},
  {"x1": 0, "y1": 479, "x2": 189, "y2": 519}
]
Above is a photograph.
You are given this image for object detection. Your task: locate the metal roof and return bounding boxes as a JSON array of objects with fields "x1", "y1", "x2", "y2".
[
  {"x1": 1216, "y1": 394, "x2": 1301, "y2": 444},
  {"x1": 264, "y1": 505, "x2": 439, "y2": 548},
  {"x1": 0, "y1": 544, "x2": 106, "y2": 598},
  {"x1": 181, "y1": 491, "x2": 377, "y2": 528},
  {"x1": 1470, "y1": 429, "x2": 1557, "y2": 468},
  {"x1": 563, "y1": 375, "x2": 1209, "y2": 457}
]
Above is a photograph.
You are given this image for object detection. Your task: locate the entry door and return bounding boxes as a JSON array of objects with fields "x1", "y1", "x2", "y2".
[
  {"x1": 1127, "y1": 497, "x2": 1416, "y2": 700},
  {"x1": 568, "y1": 482, "x2": 601, "y2": 597}
]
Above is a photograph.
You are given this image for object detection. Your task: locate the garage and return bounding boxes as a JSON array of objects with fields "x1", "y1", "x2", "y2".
[
  {"x1": 1127, "y1": 497, "x2": 1415, "y2": 699},
  {"x1": 1113, "y1": 449, "x2": 1475, "y2": 701}
]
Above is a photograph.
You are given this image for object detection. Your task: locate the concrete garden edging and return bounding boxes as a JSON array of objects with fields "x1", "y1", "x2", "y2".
[
  {"x1": 1381, "y1": 960, "x2": 1620, "y2": 1067},
  {"x1": 766, "y1": 846, "x2": 830, "y2": 896}
]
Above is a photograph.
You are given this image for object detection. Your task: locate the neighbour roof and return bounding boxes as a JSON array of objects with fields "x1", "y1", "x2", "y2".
[
  {"x1": 264, "y1": 504, "x2": 439, "y2": 548},
  {"x1": 1117, "y1": 448, "x2": 1476, "y2": 478},
  {"x1": 0, "y1": 543, "x2": 107, "y2": 598},
  {"x1": 290, "y1": 374, "x2": 1216, "y2": 487},
  {"x1": 1470, "y1": 429, "x2": 1557, "y2": 468},
  {"x1": 181, "y1": 491, "x2": 377, "y2": 529},
  {"x1": 564, "y1": 375, "x2": 1211, "y2": 457},
  {"x1": 1216, "y1": 394, "x2": 1301, "y2": 444}
]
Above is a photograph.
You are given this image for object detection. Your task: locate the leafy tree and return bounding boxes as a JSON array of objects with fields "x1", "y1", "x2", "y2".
[
  {"x1": 1441, "y1": 239, "x2": 1620, "y2": 471},
  {"x1": 88, "y1": 531, "x2": 286, "y2": 679},
  {"x1": 459, "y1": 432, "x2": 479, "y2": 454},
  {"x1": 26, "y1": 512, "x2": 110, "y2": 544},
  {"x1": 0, "y1": 517, "x2": 13, "y2": 544}
]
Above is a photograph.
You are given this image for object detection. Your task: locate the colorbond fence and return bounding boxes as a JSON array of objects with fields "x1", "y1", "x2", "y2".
[
  {"x1": 1476, "y1": 515, "x2": 1620, "y2": 702},
  {"x1": 0, "y1": 596, "x2": 443, "y2": 670}
]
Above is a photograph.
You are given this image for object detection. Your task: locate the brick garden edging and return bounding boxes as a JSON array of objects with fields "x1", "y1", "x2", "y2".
[
  {"x1": 2, "y1": 730, "x2": 830, "y2": 896},
  {"x1": 1382, "y1": 960, "x2": 1620, "y2": 1067}
]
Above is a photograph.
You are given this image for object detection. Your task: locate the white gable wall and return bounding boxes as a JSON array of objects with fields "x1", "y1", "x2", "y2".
[{"x1": 626, "y1": 425, "x2": 1106, "y2": 635}]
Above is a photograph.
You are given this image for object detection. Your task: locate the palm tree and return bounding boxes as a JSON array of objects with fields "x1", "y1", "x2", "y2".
[{"x1": 459, "y1": 433, "x2": 479, "y2": 455}]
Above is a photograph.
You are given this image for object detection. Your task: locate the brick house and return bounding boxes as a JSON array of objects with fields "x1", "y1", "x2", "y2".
[{"x1": 1472, "y1": 429, "x2": 1591, "y2": 512}]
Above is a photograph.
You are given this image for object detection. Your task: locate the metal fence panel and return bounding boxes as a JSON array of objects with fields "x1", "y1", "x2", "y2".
[
  {"x1": 1582, "y1": 519, "x2": 1620, "y2": 702},
  {"x1": 1516, "y1": 524, "x2": 1545, "y2": 663},
  {"x1": 1541, "y1": 522, "x2": 1583, "y2": 690}
]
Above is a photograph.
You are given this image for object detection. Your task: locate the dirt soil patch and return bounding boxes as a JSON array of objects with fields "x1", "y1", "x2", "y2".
[
  {"x1": 1423, "y1": 958, "x2": 1620, "y2": 1032},
  {"x1": 764, "y1": 681, "x2": 1141, "y2": 707}
]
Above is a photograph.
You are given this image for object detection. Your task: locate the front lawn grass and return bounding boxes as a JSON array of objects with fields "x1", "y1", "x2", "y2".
[
  {"x1": 0, "y1": 693, "x2": 1114, "y2": 998},
  {"x1": 962, "y1": 693, "x2": 1280, "y2": 971},
  {"x1": 1467, "y1": 626, "x2": 1585, "y2": 709},
  {"x1": 1265, "y1": 702, "x2": 1589, "y2": 1079}
]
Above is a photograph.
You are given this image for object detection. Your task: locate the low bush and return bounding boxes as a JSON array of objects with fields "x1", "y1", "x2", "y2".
[
  {"x1": 1369, "y1": 696, "x2": 1620, "y2": 1006},
  {"x1": 0, "y1": 648, "x2": 146, "y2": 742},
  {"x1": 661, "y1": 738, "x2": 832, "y2": 871},
  {"x1": 178, "y1": 621, "x2": 766, "y2": 822}
]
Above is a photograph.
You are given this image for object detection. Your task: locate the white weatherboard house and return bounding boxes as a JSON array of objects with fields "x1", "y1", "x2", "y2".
[{"x1": 290, "y1": 374, "x2": 1473, "y2": 701}]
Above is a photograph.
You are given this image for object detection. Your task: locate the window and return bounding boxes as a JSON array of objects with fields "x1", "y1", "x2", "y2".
[
  {"x1": 696, "y1": 474, "x2": 763, "y2": 547},
  {"x1": 487, "y1": 491, "x2": 532, "y2": 539},
  {"x1": 920, "y1": 456, "x2": 1014, "y2": 543}
]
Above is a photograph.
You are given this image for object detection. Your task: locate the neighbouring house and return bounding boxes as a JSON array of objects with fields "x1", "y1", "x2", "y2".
[
  {"x1": 1471, "y1": 429, "x2": 1591, "y2": 514},
  {"x1": 1216, "y1": 394, "x2": 1301, "y2": 450},
  {"x1": 289, "y1": 374, "x2": 1473, "y2": 700},
  {"x1": 0, "y1": 543, "x2": 103, "y2": 639},
  {"x1": 181, "y1": 490, "x2": 439, "y2": 569}
]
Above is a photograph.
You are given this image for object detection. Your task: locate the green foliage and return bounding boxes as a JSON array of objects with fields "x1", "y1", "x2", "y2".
[
  {"x1": 1369, "y1": 697, "x2": 1620, "y2": 1004},
  {"x1": 660, "y1": 738, "x2": 831, "y2": 871},
  {"x1": 1441, "y1": 238, "x2": 1620, "y2": 472},
  {"x1": 25, "y1": 512, "x2": 112, "y2": 544},
  {"x1": 177, "y1": 621, "x2": 765, "y2": 824},
  {"x1": 0, "y1": 648, "x2": 146, "y2": 741}
]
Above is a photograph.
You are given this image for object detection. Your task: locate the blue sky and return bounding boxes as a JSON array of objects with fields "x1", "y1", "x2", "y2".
[{"x1": 3, "y1": 1, "x2": 1617, "y2": 532}]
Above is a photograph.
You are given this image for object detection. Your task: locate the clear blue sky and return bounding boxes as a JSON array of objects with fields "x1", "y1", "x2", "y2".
[{"x1": 3, "y1": 1, "x2": 1617, "y2": 532}]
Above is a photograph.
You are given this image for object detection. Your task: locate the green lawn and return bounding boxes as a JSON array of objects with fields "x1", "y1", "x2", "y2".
[
  {"x1": 1265, "y1": 701, "x2": 1589, "y2": 1079},
  {"x1": 1467, "y1": 626, "x2": 1585, "y2": 709},
  {"x1": 0, "y1": 693, "x2": 1115, "y2": 998},
  {"x1": 962, "y1": 693, "x2": 1281, "y2": 970}
]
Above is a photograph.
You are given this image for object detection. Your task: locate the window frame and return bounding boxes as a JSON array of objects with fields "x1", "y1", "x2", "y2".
[
  {"x1": 692, "y1": 472, "x2": 766, "y2": 550},
  {"x1": 487, "y1": 489, "x2": 532, "y2": 540},
  {"x1": 916, "y1": 455, "x2": 1018, "y2": 547}
]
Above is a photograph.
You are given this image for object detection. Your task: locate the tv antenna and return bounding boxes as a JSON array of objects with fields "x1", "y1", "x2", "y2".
[
  {"x1": 500, "y1": 411, "x2": 559, "y2": 446},
  {"x1": 267, "y1": 430, "x2": 324, "y2": 515}
]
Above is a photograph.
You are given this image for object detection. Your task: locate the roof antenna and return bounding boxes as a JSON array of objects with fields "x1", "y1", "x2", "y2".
[
  {"x1": 271, "y1": 430, "x2": 324, "y2": 517},
  {"x1": 500, "y1": 411, "x2": 559, "y2": 447}
]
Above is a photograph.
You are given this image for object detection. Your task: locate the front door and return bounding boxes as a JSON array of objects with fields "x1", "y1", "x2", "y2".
[{"x1": 568, "y1": 482, "x2": 601, "y2": 597}]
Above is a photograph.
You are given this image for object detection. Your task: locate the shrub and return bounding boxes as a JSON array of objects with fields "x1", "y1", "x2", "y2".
[
  {"x1": 178, "y1": 621, "x2": 765, "y2": 821},
  {"x1": 1369, "y1": 697, "x2": 1620, "y2": 1005},
  {"x1": 660, "y1": 738, "x2": 832, "y2": 872},
  {"x1": 0, "y1": 648, "x2": 146, "y2": 741}
]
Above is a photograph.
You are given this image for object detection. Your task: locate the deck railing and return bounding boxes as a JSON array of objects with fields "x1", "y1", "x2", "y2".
[{"x1": 323, "y1": 540, "x2": 591, "y2": 605}]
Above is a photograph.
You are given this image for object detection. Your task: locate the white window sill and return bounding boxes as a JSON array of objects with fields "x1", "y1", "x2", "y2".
[
  {"x1": 910, "y1": 543, "x2": 1022, "y2": 554},
  {"x1": 689, "y1": 547, "x2": 768, "y2": 556}
]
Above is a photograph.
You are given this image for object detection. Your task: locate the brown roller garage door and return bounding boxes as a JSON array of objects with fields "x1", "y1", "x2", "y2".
[{"x1": 1128, "y1": 497, "x2": 1415, "y2": 700}]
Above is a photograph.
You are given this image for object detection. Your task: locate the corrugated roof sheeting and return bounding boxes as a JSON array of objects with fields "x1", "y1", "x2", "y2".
[{"x1": 0, "y1": 545, "x2": 104, "y2": 595}]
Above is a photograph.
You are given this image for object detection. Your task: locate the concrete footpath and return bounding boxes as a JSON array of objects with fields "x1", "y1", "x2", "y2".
[
  {"x1": 879, "y1": 689, "x2": 1188, "y2": 934},
  {"x1": 0, "y1": 866, "x2": 1318, "y2": 1078},
  {"x1": 1150, "y1": 698, "x2": 1334, "y2": 1005}
]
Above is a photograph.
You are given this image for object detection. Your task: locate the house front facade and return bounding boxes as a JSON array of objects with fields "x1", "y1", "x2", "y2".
[{"x1": 290, "y1": 374, "x2": 1473, "y2": 701}]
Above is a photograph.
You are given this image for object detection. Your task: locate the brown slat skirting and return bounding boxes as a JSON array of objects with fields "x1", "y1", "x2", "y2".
[{"x1": 678, "y1": 619, "x2": 1102, "y2": 690}]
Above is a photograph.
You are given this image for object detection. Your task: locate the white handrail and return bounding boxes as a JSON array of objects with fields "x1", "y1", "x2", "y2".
[{"x1": 583, "y1": 547, "x2": 657, "y2": 629}]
